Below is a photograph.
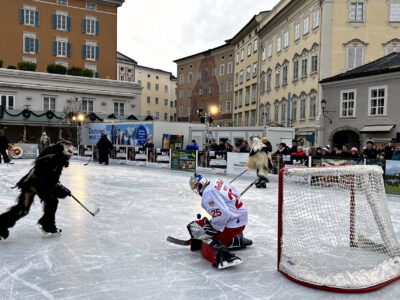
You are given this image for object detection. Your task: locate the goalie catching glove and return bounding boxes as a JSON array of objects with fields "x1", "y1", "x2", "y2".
[{"x1": 187, "y1": 218, "x2": 218, "y2": 241}]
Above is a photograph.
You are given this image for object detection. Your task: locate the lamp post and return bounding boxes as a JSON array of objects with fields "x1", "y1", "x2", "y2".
[
  {"x1": 72, "y1": 113, "x2": 85, "y2": 146},
  {"x1": 197, "y1": 106, "x2": 218, "y2": 150},
  {"x1": 321, "y1": 99, "x2": 333, "y2": 124}
]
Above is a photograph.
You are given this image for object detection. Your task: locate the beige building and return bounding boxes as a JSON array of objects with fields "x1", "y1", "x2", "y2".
[
  {"x1": 258, "y1": 0, "x2": 400, "y2": 146},
  {"x1": 0, "y1": 0, "x2": 124, "y2": 79},
  {"x1": 135, "y1": 65, "x2": 176, "y2": 121},
  {"x1": 117, "y1": 51, "x2": 137, "y2": 82},
  {"x1": 231, "y1": 11, "x2": 269, "y2": 127},
  {"x1": 174, "y1": 44, "x2": 234, "y2": 126}
]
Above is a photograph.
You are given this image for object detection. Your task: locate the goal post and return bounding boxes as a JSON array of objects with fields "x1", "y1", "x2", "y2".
[{"x1": 278, "y1": 165, "x2": 400, "y2": 292}]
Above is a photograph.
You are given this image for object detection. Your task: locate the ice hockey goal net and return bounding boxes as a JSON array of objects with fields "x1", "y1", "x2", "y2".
[{"x1": 278, "y1": 165, "x2": 400, "y2": 292}]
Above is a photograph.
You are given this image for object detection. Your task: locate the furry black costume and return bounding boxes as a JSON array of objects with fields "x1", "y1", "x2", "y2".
[
  {"x1": 0, "y1": 141, "x2": 73, "y2": 240},
  {"x1": 246, "y1": 137, "x2": 273, "y2": 188}
]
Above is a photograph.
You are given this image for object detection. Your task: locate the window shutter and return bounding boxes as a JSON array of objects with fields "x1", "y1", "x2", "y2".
[
  {"x1": 82, "y1": 45, "x2": 87, "y2": 59},
  {"x1": 35, "y1": 38, "x2": 39, "y2": 54},
  {"x1": 355, "y1": 47, "x2": 363, "y2": 68},
  {"x1": 390, "y1": 3, "x2": 400, "y2": 21},
  {"x1": 95, "y1": 72, "x2": 99, "y2": 78},
  {"x1": 35, "y1": 11, "x2": 40, "y2": 26},
  {"x1": 52, "y1": 41, "x2": 57, "y2": 56},
  {"x1": 95, "y1": 21, "x2": 100, "y2": 35},
  {"x1": 82, "y1": 19, "x2": 86, "y2": 33},
  {"x1": 52, "y1": 14, "x2": 57, "y2": 29},
  {"x1": 24, "y1": 37, "x2": 30, "y2": 53},
  {"x1": 347, "y1": 48, "x2": 355, "y2": 69},
  {"x1": 95, "y1": 46, "x2": 99, "y2": 60},
  {"x1": 19, "y1": 8, "x2": 25, "y2": 24},
  {"x1": 350, "y1": 4, "x2": 356, "y2": 20},
  {"x1": 67, "y1": 16, "x2": 71, "y2": 31},
  {"x1": 67, "y1": 42, "x2": 71, "y2": 57}
]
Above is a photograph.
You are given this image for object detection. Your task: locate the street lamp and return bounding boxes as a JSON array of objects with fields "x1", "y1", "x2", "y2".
[
  {"x1": 321, "y1": 99, "x2": 333, "y2": 124},
  {"x1": 72, "y1": 113, "x2": 85, "y2": 146}
]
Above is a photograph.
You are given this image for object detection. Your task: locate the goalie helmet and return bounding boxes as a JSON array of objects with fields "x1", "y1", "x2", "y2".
[{"x1": 189, "y1": 173, "x2": 208, "y2": 195}]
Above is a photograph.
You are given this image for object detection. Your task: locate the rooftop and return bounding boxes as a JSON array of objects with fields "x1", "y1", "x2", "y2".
[
  {"x1": 117, "y1": 51, "x2": 137, "y2": 64},
  {"x1": 173, "y1": 42, "x2": 233, "y2": 63}
]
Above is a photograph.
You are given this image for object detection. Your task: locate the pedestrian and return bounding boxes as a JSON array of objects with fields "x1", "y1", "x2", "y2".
[
  {"x1": 209, "y1": 139, "x2": 219, "y2": 151},
  {"x1": 292, "y1": 146, "x2": 306, "y2": 157},
  {"x1": 321, "y1": 147, "x2": 330, "y2": 157},
  {"x1": 290, "y1": 139, "x2": 298, "y2": 154},
  {"x1": 97, "y1": 133, "x2": 113, "y2": 165},
  {"x1": 331, "y1": 145, "x2": 341, "y2": 157},
  {"x1": 262, "y1": 137, "x2": 273, "y2": 152},
  {"x1": 383, "y1": 138, "x2": 398, "y2": 160},
  {"x1": 362, "y1": 139, "x2": 378, "y2": 159},
  {"x1": 233, "y1": 142, "x2": 241, "y2": 152},
  {"x1": 217, "y1": 139, "x2": 226, "y2": 152},
  {"x1": 186, "y1": 140, "x2": 199, "y2": 150},
  {"x1": 350, "y1": 147, "x2": 359, "y2": 158},
  {"x1": 340, "y1": 144, "x2": 352, "y2": 158},
  {"x1": 240, "y1": 140, "x2": 250, "y2": 153},
  {"x1": 224, "y1": 141, "x2": 233, "y2": 152},
  {"x1": 307, "y1": 146, "x2": 317, "y2": 157},
  {"x1": 0, "y1": 129, "x2": 10, "y2": 163},
  {"x1": 275, "y1": 143, "x2": 289, "y2": 155}
]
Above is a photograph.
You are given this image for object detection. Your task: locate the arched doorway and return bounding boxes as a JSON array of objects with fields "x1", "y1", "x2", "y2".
[{"x1": 332, "y1": 130, "x2": 360, "y2": 149}]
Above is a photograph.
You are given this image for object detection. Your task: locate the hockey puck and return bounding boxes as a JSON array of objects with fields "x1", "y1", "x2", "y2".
[{"x1": 197, "y1": 213, "x2": 201, "y2": 219}]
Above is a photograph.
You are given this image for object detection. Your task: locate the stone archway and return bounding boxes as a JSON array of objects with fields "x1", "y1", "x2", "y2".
[{"x1": 329, "y1": 126, "x2": 361, "y2": 149}]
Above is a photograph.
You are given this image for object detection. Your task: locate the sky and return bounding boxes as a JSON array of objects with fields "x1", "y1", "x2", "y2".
[{"x1": 117, "y1": 0, "x2": 280, "y2": 75}]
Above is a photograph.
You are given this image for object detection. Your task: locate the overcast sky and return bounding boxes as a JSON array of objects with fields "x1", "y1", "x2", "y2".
[{"x1": 117, "y1": 0, "x2": 280, "y2": 75}]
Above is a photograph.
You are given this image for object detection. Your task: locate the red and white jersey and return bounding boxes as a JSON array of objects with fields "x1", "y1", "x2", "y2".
[{"x1": 201, "y1": 179, "x2": 248, "y2": 232}]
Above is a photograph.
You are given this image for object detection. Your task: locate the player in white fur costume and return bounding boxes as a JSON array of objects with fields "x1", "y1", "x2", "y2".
[{"x1": 246, "y1": 137, "x2": 273, "y2": 188}]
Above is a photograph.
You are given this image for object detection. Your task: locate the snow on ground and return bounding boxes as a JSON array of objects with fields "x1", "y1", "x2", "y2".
[{"x1": 0, "y1": 160, "x2": 400, "y2": 299}]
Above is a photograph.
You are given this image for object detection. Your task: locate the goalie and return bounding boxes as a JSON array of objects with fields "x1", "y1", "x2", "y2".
[
  {"x1": 187, "y1": 173, "x2": 252, "y2": 269},
  {"x1": 246, "y1": 137, "x2": 273, "y2": 188}
]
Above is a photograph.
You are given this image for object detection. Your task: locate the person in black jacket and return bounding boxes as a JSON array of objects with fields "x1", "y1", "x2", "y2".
[
  {"x1": 217, "y1": 139, "x2": 226, "y2": 152},
  {"x1": 383, "y1": 138, "x2": 398, "y2": 160},
  {"x1": 362, "y1": 140, "x2": 378, "y2": 159},
  {"x1": 0, "y1": 129, "x2": 10, "y2": 163},
  {"x1": 275, "y1": 143, "x2": 289, "y2": 155},
  {"x1": 290, "y1": 139, "x2": 298, "y2": 154},
  {"x1": 340, "y1": 144, "x2": 352, "y2": 158},
  {"x1": 97, "y1": 133, "x2": 113, "y2": 165},
  {"x1": 209, "y1": 139, "x2": 219, "y2": 151}
]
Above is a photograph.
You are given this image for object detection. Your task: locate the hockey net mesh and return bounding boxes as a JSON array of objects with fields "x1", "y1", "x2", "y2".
[{"x1": 279, "y1": 165, "x2": 400, "y2": 291}]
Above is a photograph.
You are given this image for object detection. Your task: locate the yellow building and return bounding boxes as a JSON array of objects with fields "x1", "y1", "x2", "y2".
[
  {"x1": 136, "y1": 65, "x2": 176, "y2": 121},
  {"x1": 231, "y1": 11, "x2": 269, "y2": 127},
  {"x1": 258, "y1": 0, "x2": 400, "y2": 146}
]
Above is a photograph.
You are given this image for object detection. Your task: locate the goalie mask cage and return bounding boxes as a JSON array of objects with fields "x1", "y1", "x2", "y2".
[{"x1": 278, "y1": 165, "x2": 400, "y2": 292}]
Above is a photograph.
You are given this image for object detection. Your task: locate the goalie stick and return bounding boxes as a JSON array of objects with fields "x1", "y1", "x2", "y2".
[{"x1": 166, "y1": 236, "x2": 191, "y2": 246}]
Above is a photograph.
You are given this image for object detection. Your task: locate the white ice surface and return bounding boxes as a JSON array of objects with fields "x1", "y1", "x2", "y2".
[{"x1": 0, "y1": 160, "x2": 400, "y2": 299}]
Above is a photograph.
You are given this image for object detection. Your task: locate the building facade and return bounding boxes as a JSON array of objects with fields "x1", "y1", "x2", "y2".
[
  {"x1": 258, "y1": 0, "x2": 400, "y2": 146},
  {"x1": 169, "y1": 76, "x2": 177, "y2": 122},
  {"x1": 231, "y1": 11, "x2": 269, "y2": 127},
  {"x1": 0, "y1": 0, "x2": 124, "y2": 79},
  {"x1": 174, "y1": 44, "x2": 234, "y2": 126},
  {"x1": 117, "y1": 51, "x2": 137, "y2": 82},
  {"x1": 135, "y1": 65, "x2": 176, "y2": 121}
]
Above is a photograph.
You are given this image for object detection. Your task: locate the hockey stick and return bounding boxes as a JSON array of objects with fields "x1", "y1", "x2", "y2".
[
  {"x1": 84, "y1": 157, "x2": 92, "y2": 166},
  {"x1": 166, "y1": 236, "x2": 191, "y2": 246},
  {"x1": 229, "y1": 169, "x2": 247, "y2": 183},
  {"x1": 240, "y1": 178, "x2": 258, "y2": 196},
  {"x1": 70, "y1": 194, "x2": 100, "y2": 217}
]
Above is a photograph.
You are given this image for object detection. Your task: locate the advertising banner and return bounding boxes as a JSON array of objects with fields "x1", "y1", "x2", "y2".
[
  {"x1": 171, "y1": 150, "x2": 196, "y2": 172},
  {"x1": 162, "y1": 134, "x2": 184, "y2": 150},
  {"x1": 226, "y1": 152, "x2": 250, "y2": 176},
  {"x1": 385, "y1": 160, "x2": 400, "y2": 194},
  {"x1": 156, "y1": 149, "x2": 170, "y2": 163}
]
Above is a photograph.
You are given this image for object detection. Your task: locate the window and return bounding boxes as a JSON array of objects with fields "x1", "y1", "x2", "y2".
[
  {"x1": 369, "y1": 86, "x2": 387, "y2": 116},
  {"x1": 284, "y1": 31, "x2": 289, "y2": 48},
  {"x1": 179, "y1": 90, "x2": 183, "y2": 99},
  {"x1": 309, "y1": 95, "x2": 316, "y2": 118},
  {"x1": 82, "y1": 99, "x2": 94, "y2": 113},
  {"x1": 245, "y1": 111, "x2": 249, "y2": 126},
  {"x1": 83, "y1": 42, "x2": 98, "y2": 60},
  {"x1": 147, "y1": 110, "x2": 151, "y2": 116},
  {"x1": 226, "y1": 101, "x2": 231, "y2": 112},
  {"x1": 247, "y1": 43, "x2": 252, "y2": 56},
  {"x1": 209, "y1": 85, "x2": 213, "y2": 94},
  {"x1": 251, "y1": 85, "x2": 257, "y2": 103},
  {"x1": 155, "y1": 83, "x2": 159, "y2": 91},
  {"x1": 260, "y1": 73, "x2": 266, "y2": 93},
  {"x1": 241, "y1": 49, "x2": 244, "y2": 60},
  {"x1": 246, "y1": 66, "x2": 251, "y2": 81},
  {"x1": 164, "y1": 112, "x2": 168, "y2": 120},
  {"x1": 235, "y1": 73, "x2": 239, "y2": 85},
  {"x1": 220, "y1": 64, "x2": 225, "y2": 76},
  {"x1": 267, "y1": 71, "x2": 272, "y2": 91},
  {"x1": 390, "y1": 3, "x2": 400, "y2": 22},
  {"x1": 240, "y1": 70, "x2": 243, "y2": 84},
  {"x1": 245, "y1": 87, "x2": 250, "y2": 105},
  {"x1": 275, "y1": 67, "x2": 281, "y2": 87},
  {"x1": 43, "y1": 97, "x2": 56, "y2": 111},
  {"x1": 227, "y1": 62, "x2": 233, "y2": 74},
  {"x1": 234, "y1": 92, "x2": 238, "y2": 108},
  {"x1": 219, "y1": 101, "x2": 223, "y2": 112},
  {"x1": 282, "y1": 64, "x2": 288, "y2": 85},
  {"x1": 86, "y1": 2, "x2": 97, "y2": 10},
  {"x1": 155, "y1": 97, "x2": 159, "y2": 105},
  {"x1": 295, "y1": 22, "x2": 300, "y2": 41},
  {"x1": 57, "y1": 0, "x2": 67, "y2": 5},
  {"x1": 156, "y1": 112, "x2": 159, "y2": 120},
  {"x1": 147, "y1": 74, "x2": 151, "y2": 78},
  {"x1": 20, "y1": 7, "x2": 39, "y2": 26},
  {"x1": 311, "y1": 51, "x2": 318, "y2": 73},
  {"x1": 291, "y1": 100, "x2": 297, "y2": 121},
  {"x1": 313, "y1": 9, "x2": 320, "y2": 28},
  {"x1": 170, "y1": 101, "x2": 174, "y2": 107},
  {"x1": 84, "y1": 17, "x2": 99, "y2": 35},
  {"x1": 164, "y1": 99, "x2": 168, "y2": 106},
  {"x1": 268, "y1": 42, "x2": 273, "y2": 57},
  {"x1": 236, "y1": 52, "x2": 239, "y2": 64},
  {"x1": 253, "y1": 63, "x2": 257, "y2": 78},
  {"x1": 179, "y1": 106, "x2": 183, "y2": 116},
  {"x1": 303, "y1": 16, "x2": 310, "y2": 35},
  {"x1": 180, "y1": 74, "x2": 184, "y2": 84},
  {"x1": 300, "y1": 98, "x2": 306, "y2": 119},
  {"x1": 386, "y1": 46, "x2": 400, "y2": 55},
  {"x1": 226, "y1": 81, "x2": 232, "y2": 92},
  {"x1": 277, "y1": 36, "x2": 282, "y2": 52},
  {"x1": 1, "y1": 95, "x2": 15, "y2": 109},
  {"x1": 211, "y1": 67, "x2": 216, "y2": 77},
  {"x1": 198, "y1": 71, "x2": 202, "y2": 80},
  {"x1": 293, "y1": 59, "x2": 299, "y2": 81},
  {"x1": 281, "y1": 102, "x2": 286, "y2": 122},
  {"x1": 340, "y1": 90, "x2": 356, "y2": 117},
  {"x1": 120, "y1": 75, "x2": 125, "y2": 81},
  {"x1": 147, "y1": 82, "x2": 151, "y2": 90},
  {"x1": 346, "y1": 47, "x2": 364, "y2": 70},
  {"x1": 189, "y1": 72, "x2": 193, "y2": 82},
  {"x1": 262, "y1": 47, "x2": 266, "y2": 61},
  {"x1": 350, "y1": 2, "x2": 364, "y2": 21},
  {"x1": 250, "y1": 110, "x2": 256, "y2": 126},
  {"x1": 54, "y1": 13, "x2": 70, "y2": 31},
  {"x1": 23, "y1": 34, "x2": 39, "y2": 54},
  {"x1": 274, "y1": 103, "x2": 279, "y2": 122},
  {"x1": 189, "y1": 89, "x2": 192, "y2": 97},
  {"x1": 165, "y1": 85, "x2": 168, "y2": 92},
  {"x1": 239, "y1": 89, "x2": 243, "y2": 107},
  {"x1": 147, "y1": 96, "x2": 151, "y2": 104},
  {"x1": 114, "y1": 102, "x2": 124, "y2": 115},
  {"x1": 260, "y1": 106, "x2": 265, "y2": 125},
  {"x1": 238, "y1": 113, "x2": 242, "y2": 126},
  {"x1": 301, "y1": 56, "x2": 308, "y2": 77},
  {"x1": 53, "y1": 38, "x2": 70, "y2": 57},
  {"x1": 199, "y1": 87, "x2": 203, "y2": 96},
  {"x1": 219, "y1": 83, "x2": 224, "y2": 93},
  {"x1": 138, "y1": 80, "x2": 142, "y2": 86}
]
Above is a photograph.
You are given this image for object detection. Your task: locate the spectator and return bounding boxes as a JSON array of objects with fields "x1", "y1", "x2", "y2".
[
  {"x1": 350, "y1": 147, "x2": 359, "y2": 158},
  {"x1": 143, "y1": 137, "x2": 154, "y2": 148},
  {"x1": 262, "y1": 137, "x2": 273, "y2": 152},
  {"x1": 377, "y1": 152, "x2": 386, "y2": 171},
  {"x1": 290, "y1": 139, "x2": 298, "y2": 154},
  {"x1": 209, "y1": 139, "x2": 219, "y2": 151},
  {"x1": 240, "y1": 140, "x2": 250, "y2": 153},
  {"x1": 340, "y1": 144, "x2": 352, "y2": 158},
  {"x1": 275, "y1": 143, "x2": 289, "y2": 155},
  {"x1": 392, "y1": 147, "x2": 400, "y2": 160},
  {"x1": 217, "y1": 139, "x2": 226, "y2": 152},
  {"x1": 0, "y1": 129, "x2": 10, "y2": 163},
  {"x1": 316, "y1": 147, "x2": 323, "y2": 156},
  {"x1": 308, "y1": 146, "x2": 317, "y2": 157},
  {"x1": 362, "y1": 139, "x2": 378, "y2": 159},
  {"x1": 225, "y1": 141, "x2": 233, "y2": 152},
  {"x1": 233, "y1": 142, "x2": 241, "y2": 152},
  {"x1": 331, "y1": 144, "x2": 340, "y2": 157},
  {"x1": 38, "y1": 132, "x2": 51, "y2": 154},
  {"x1": 321, "y1": 147, "x2": 330, "y2": 157},
  {"x1": 383, "y1": 138, "x2": 398, "y2": 160},
  {"x1": 186, "y1": 140, "x2": 199, "y2": 150},
  {"x1": 291, "y1": 146, "x2": 306, "y2": 156},
  {"x1": 97, "y1": 133, "x2": 113, "y2": 165}
]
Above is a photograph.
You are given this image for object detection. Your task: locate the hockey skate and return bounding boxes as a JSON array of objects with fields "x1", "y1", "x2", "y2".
[
  {"x1": 213, "y1": 241, "x2": 242, "y2": 269},
  {"x1": 0, "y1": 227, "x2": 9, "y2": 240},
  {"x1": 227, "y1": 233, "x2": 253, "y2": 250},
  {"x1": 255, "y1": 180, "x2": 266, "y2": 188},
  {"x1": 38, "y1": 221, "x2": 62, "y2": 237}
]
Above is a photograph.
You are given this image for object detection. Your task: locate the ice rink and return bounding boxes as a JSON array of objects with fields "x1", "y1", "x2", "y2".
[{"x1": 1, "y1": 160, "x2": 400, "y2": 299}]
